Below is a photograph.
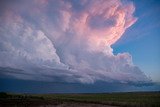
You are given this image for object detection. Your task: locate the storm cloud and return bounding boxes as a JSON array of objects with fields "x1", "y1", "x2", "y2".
[{"x1": 0, "y1": 0, "x2": 151, "y2": 84}]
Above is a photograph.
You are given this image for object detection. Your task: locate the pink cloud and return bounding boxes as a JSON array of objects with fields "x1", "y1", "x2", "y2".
[
  {"x1": 0, "y1": 0, "x2": 150, "y2": 84},
  {"x1": 51, "y1": 0, "x2": 137, "y2": 53}
]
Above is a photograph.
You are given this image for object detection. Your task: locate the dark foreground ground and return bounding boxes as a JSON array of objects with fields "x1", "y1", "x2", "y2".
[{"x1": 0, "y1": 91, "x2": 160, "y2": 107}]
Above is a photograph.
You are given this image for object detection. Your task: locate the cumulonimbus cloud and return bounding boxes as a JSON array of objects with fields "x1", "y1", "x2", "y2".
[{"x1": 0, "y1": 0, "x2": 151, "y2": 84}]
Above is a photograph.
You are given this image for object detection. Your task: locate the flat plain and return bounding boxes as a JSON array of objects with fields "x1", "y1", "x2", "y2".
[{"x1": 0, "y1": 92, "x2": 160, "y2": 107}]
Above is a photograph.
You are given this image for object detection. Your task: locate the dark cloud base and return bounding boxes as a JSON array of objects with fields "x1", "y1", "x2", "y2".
[{"x1": 0, "y1": 78, "x2": 159, "y2": 93}]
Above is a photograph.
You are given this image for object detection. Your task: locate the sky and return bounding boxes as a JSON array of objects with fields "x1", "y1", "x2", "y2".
[
  {"x1": 112, "y1": 0, "x2": 160, "y2": 82},
  {"x1": 0, "y1": 0, "x2": 160, "y2": 93}
]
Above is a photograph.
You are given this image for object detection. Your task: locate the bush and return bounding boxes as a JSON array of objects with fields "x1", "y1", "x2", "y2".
[{"x1": 0, "y1": 92, "x2": 8, "y2": 98}]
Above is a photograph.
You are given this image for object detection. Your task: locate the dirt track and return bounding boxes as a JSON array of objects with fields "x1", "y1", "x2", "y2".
[{"x1": 38, "y1": 102, "x2": 119, "y2": 107}]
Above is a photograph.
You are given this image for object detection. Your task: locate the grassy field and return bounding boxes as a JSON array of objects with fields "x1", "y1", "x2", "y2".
[{"x1": 0, "y1": 91, "x2": 160, "y2": 107}]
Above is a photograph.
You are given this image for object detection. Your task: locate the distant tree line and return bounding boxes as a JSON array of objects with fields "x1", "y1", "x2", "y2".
[{"x1": 0, "y1": 92, "x2": 44, "y2": 100}]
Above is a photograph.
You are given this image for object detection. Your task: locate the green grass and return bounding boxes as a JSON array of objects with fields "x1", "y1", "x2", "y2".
[{"x1": 0, "y1": 92, "x2": 160, "y2": 107}]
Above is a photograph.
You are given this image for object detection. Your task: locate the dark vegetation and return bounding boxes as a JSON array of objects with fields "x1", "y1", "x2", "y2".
[{"x1": 0, "y1": 91, "x2": 160, "y2": 107}]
